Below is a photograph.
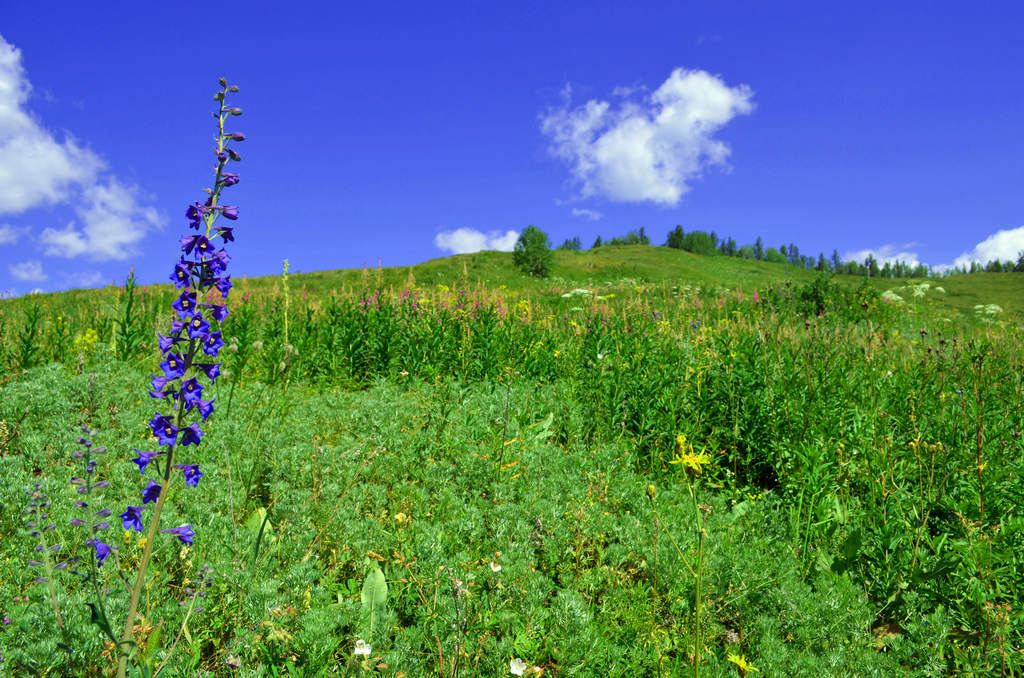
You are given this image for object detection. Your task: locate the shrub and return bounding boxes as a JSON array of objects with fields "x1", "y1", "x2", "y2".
[{"x1": 513, "y1": 225, "x2": 553, "y2": 277}]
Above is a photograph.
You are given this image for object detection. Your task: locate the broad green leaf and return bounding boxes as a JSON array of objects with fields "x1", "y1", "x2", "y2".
[{"x1": 361, "y1": 566, "x2": 387, "y2": 612}]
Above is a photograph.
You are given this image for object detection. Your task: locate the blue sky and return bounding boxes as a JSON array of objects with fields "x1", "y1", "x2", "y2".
[{"x1": 2, "y1": 1, "x2": 1023, "y2": 295}]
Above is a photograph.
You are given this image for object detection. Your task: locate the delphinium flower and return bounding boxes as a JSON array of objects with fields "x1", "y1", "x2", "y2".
[{"x1": 116, "y1": 79, "x2": 245, "y2": 678}]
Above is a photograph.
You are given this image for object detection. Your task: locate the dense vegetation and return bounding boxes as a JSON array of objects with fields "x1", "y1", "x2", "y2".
[{"x1": 1, "y1": 251, "x2": 1022, "y2": 676}]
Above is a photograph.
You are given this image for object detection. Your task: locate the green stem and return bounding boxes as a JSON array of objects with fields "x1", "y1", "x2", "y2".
[
  {"x1": 116, "y1": 374, "x2": 189, "y2": 678},
  {"x1": 688, "y1": 478, "x2": 704, "y2": 677}
]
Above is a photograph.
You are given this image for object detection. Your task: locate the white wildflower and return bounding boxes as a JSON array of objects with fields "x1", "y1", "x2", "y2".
[
  {"x1": 510, "y1": 657, "x2": 528, "y2": 676},
  {"x1": 353, "y1": 639, "x2": 372, "y2": 656},
  {"x1": 490, "y1": 560, "x2": 502, "y2": 572}
]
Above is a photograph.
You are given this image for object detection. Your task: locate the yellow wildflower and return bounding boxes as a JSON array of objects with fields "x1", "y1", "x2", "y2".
[
  {"x1": 670, "y1": 434, "x2": 712, "y2": 474},
  {"x1": 726, "y1": 653, "x2": 759, "y2": 675}
]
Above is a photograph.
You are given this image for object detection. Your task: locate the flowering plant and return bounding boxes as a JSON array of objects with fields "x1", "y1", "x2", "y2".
[{"x1": 106, "y1": 77, "x2": 244, "y2": 677}]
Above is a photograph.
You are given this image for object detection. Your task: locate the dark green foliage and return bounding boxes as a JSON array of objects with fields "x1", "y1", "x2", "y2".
[
  {"x1": 601, "y1": 228, "x2": 651, "y2": 247},
  {"x1": 15, "y1": 302, "x2": 41, "y2": 370},
  {"x1": 513, "y1": 225, "x2": 553, "y2": 277},
  {"x1": 665, "y1": 226, "x2": 717, "y2": 255},
  {"x1": 114, "y1": 269, "x2": 145, "y2": 360},
  {"x1": 557, "y1": 236, "x2": 582, "y2": 251}
]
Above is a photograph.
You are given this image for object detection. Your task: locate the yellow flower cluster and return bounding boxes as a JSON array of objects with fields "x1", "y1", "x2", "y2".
[
  {"x1": 73, "y1": 328, "x2": 100, "y2": 354},
  {"x1": 670, "y1": 434, "x2": 711, "y2": 474}
]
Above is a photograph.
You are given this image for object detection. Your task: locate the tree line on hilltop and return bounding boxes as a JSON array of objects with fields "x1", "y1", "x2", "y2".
[{"x1": 541, "y1": 225, "x2": 1024, "y2": 279}]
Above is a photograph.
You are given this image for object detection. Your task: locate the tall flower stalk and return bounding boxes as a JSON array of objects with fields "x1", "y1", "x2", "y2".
[{"x1": 115, "y1": 79, "x2": 244, "y2": 678}]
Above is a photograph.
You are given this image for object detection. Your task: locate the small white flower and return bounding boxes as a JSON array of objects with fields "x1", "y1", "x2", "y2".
[
  {"x1": 490, "y1": 560, "x2": 502, "y2": 572},
  {"x1": 399, "y1": 369, "x2": 409, "y2": 377},
  {"x1": 510, "y1": 657, "x2": 527, "y2": 676},
  {"x1": 596, "y1": 353, "x2": 604, "y2": 360},
  {"x1": 353, "y1": 639, "x2": 372, "y2": 656}
]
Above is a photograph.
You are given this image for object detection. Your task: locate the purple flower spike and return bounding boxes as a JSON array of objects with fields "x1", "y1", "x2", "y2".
[
  {"x1": 203, "y1": 331, "x2": 224, "y2": 357},
  {"x1": 172, "y1": 291, "x2": 198, "y2": 319},
  {"x1": 196, "y1": 398, "x2": 215, "y2": 421},
  {"x1": 215, "y1": 276, "x2": 232, "y2": 298},
  {"x1": 194, "y1": 362, "x2": 222, "y2": 382},
  {"x1": 179, "y1": 422, "x2": 204, "y2": 447},
  {"x1": 221, "y1": 205, "x2": 238, "y2": 220},
  {"x1": 188, "y1": 313, "x2": 211, "y2": 339},
  {"x1": 186, "y1": 202, "x2": 205, "y2": 229},
  {"x1": 85, "y1": 539, "x2": 111, "y2": 566},
  {"x1": 181, "y1": 235, "x2": 214, "y2": 257},
  {"x1": 158, "y1": 334, "x2": 185, "y2": 355},
  {"x1": 120, "y1": 506, "x2": 144, "y2": 532},
  {"x1": 181, "y1": 377, "x2": 204, "y2": 404},
  {"x1": 174, "y1": 464, "x2": 203, "y2": 487},
  {"x1": 170, "y1": 261, "x2": 192, "y2": 288},
  {"x1": 161, "y1": 524, "x2": 195, "y2": 546},
  {"x1": 131, "y1": 449, "x2": 162, "y2": 475},
  {"x1": 142, "y1": 480, "x2": 162, "y2": 504},
  {"x1": 209, "y1": 304, "x2": 229, "y2": 322},
  {"x1": 159, "y1": 353, "x2": 186, "y2": 379},
  {"x1": 149, "y1": 413, "x2": 178, "y2": 446}
]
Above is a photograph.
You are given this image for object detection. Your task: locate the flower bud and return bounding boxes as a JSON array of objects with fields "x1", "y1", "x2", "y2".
[
  {"x1": 645, "y1": 484, "x2": 657, "y2": 500},
  {"x1": 228, "y1": 107, "x2": 242, "y2": 116},
  {"x1": 221, "y1": 205, "x2": 239, "y2": 220},
  {"x1": 227, "y1": 149, "x2": 241, "y2": 162},
  {"x1": 226, "y1": 132, "x2": 246, "y2": 141},
  {"x1": 218, "y1": 77, "x2": 227, "y2": 87}
]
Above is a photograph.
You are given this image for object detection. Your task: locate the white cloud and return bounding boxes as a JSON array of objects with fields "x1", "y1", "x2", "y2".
[
  {"x1": 63, "y1": 270, "x2": 104, "y2": 289},
  {"x1": 0, "y1": 223, "x2": 20, "y2": 244},
  {"x1": 0, "y1": 36, "x2": 103, "y2": 213},
  {"x1": 571, "y1": 208, "x2": 602, "y2": 221},
  {"x1": 434, "y1": 228, "x2": 519, "y2": 255},
  {"x1": 39, "y1": 178, "x2": 163, "y2": 260},
  {"x1": 9, "y1": 259, "x2": 46, "y2": 281},
  {"x1": 842, "y1": 243, "x2": 922, "y2": 268},
  {"x1": 540, "y1": 68, "x2": 754, "y2": 206},
  {"x1": 951, "y1": 225, "x2": 1024, "y2": 269},
  {"x1": 0, "y1": 34, "x2": 162, "y2": 261}
]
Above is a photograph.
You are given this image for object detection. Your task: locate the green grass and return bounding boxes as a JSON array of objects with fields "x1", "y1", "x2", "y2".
[{"x1": 0, "y1": 247, "x2": 1022, "y2": 676}]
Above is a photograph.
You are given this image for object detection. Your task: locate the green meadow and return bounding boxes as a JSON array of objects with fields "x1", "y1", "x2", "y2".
[{"x1": 1, "y1": 247, "x2": 1022, "y2": 676}]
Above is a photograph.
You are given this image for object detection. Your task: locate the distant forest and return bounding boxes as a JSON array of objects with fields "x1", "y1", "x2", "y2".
[{"x1": 556, "y1": 226, "x2": 1024, "y2": 278}]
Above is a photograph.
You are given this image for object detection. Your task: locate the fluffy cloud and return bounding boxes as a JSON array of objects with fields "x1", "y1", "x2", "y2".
[
  {"x1": 951, "y1": 225, "x2": 1024, "y2": 269},
  {"x1": 39, "y1": 178, "x2": 163, "y2": 260},
  {"x1": 571, "y1": 208, "x2": 602, "y2": 221},
  {"x1": 541, "y1": 68, "x2": 754, "y2": 206},
  {"x1": 9, "y1": 259, "x2": 45, "y2": 281},
  {"x1": 63, "y1": 270, "x2": 105, "y2": 289},
  {"x1": 842, "y1": 243, "x2": 923, "y2": 268},
  {"x1": 0, "y1": 34, "x2": 162, "y2": 260},
  {"x1": 434, "y1": 228, "x2": 519, "y2": 255},
  {"x1": 0, "y1": 223, "x2": 20, "y2": 244}
]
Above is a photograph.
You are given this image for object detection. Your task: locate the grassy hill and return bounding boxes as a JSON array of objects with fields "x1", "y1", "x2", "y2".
[
  {"x1": 1, "y1": 242, "x2": 1022, "y2": 675},
  {"x1": 4, "y1": 245, "x2": 1022, "y2": 328},
  {"x1": 258, "y1": 245, "x2": 1024, "y2": 325}
]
